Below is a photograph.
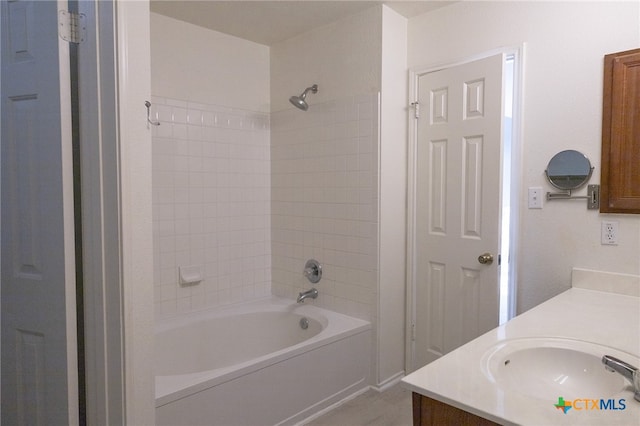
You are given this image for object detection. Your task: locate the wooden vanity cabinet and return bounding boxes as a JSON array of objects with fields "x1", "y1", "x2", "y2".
[
  {"x1": 412, "y1": 393, "x2": 501, "y2": 426},
  {"x1": 600, "y1": 48, "x2": 640, "y2": 213}
]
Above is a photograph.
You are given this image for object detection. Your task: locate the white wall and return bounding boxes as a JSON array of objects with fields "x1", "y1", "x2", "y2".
[
  {"x1": 378, "y1": 5, "x2": 408, "y2": 387},
  {"x1": 270, "y1": 6, "x2": 382, "y2": 112},
  {"x1": 408, "y1": 1, "x2": 640, "y2": 313},
  {"x1": 150, "y1": 13, "x2": 272, "y2": 319},
  {"x1": 150, "y1": 13, "x2": 270, "y2": 113}
]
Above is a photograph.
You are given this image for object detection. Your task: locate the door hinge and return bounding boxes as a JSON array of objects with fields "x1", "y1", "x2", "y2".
[
  {"x1": 410, "y1": 102, "x2": 420, "y2": 119},
  {"x1": 59, "y1": 11, "x2": 86, "y2": 44},
  {"x1": 411, "y1": 323, "x2": 416, "y2": 341}
]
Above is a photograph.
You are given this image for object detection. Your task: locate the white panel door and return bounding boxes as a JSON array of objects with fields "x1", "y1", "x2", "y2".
[
  {"x1": 414, "y1": 54, "x2": 504, "y2": 369},
  {"x1": 1, "y1": 1, "x2": 78, "y2": 424}
]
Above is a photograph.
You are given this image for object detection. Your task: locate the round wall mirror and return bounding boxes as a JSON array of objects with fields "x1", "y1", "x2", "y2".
[{"x1": 545, "y1": 150, "x2": 593, "y2": 190}]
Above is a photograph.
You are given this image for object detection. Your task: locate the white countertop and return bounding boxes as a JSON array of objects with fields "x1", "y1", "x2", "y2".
[{"x1": 402, "y1": 287, "x2": 640, "y2": 425}]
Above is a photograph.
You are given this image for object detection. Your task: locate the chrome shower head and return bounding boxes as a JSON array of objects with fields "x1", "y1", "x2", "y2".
[
  {"x1": 289, "y1": 95, "x2": 309, "y2": 111},
  {"x1": 289, "y1": 84, "x2": 318, "y2": 111}
]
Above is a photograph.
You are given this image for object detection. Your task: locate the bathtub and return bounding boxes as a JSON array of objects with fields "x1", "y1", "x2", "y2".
[{"x1": 155, "y1": 296, "x2": 372, "y2": 426}]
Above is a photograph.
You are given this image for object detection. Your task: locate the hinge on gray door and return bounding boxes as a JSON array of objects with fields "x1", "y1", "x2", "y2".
[
  {"x1": 410, "y1": 102, "x2": 420, "y2": 119},
  {"x1": 411, "y1": 323, "x2": 416, "y2": 341},
  {"x1": 59, "y1": 11, "x2": 86, "y2": 44}
]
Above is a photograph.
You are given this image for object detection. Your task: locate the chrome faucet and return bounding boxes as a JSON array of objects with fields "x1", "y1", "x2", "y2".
[
  {"x1": 297, "y1": 288, "x2": 318, "y2": 303},
  {"x1": 602, "y1": 355, "x2": 640, "y2": 402}
]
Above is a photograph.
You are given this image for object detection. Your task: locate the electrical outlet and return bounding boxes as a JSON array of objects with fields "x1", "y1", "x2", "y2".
[
  {"x1": 528, "y1": 187, "x2": 543, "y2": 209},
  {"x1": 601, "y1": 221, "x2": 619, "y2": 245}
]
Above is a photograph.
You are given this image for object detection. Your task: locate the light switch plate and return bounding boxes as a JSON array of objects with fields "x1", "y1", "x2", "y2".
[{"x1": 528, "y1": 187, "x2": 543, "y2": 209}]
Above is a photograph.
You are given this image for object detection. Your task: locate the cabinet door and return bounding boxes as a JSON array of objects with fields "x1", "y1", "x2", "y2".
[{"x1": 600, "y1": 48, "x2": 640, "y2": 213}]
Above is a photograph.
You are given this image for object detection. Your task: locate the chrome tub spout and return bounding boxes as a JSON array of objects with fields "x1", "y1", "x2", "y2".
[{"x1": 297, "y1": 288, "x2": 318, "y2": 303}]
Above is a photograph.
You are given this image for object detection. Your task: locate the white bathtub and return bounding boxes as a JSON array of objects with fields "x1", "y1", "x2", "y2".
[{"x1": 155, "y1": 296, "x2": 372, "y2": 426}]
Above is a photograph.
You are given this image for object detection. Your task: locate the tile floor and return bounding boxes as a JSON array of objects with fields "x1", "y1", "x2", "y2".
[{"x1": 304, "y1": 384, "x2": 413, "y2": 426}]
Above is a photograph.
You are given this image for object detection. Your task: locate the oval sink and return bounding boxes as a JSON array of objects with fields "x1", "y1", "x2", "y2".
[{"x1": 482, "y1": 338, "x2": 637, "y2": 401}]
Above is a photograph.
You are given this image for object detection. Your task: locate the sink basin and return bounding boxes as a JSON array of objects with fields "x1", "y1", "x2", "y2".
[{"x1": 482, "y1": 338, "x2": 637, "y2": 401}]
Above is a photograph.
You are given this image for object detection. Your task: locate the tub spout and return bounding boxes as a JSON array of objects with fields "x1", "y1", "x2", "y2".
[{"x1": 297, "y1": 288, "x2": 318, "y2": 303}]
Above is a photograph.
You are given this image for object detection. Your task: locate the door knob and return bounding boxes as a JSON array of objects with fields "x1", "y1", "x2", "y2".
[{"x1": 478, "y1": 253, "x2": 494, "y2": 265}]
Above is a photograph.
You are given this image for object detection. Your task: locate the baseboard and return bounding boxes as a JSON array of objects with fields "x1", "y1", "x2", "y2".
[{"x1": 372, "y1": 371, "x2": 405, "y2": 392}]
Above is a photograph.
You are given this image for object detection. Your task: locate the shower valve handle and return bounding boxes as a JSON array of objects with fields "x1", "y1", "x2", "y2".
[{"x1": 303, "y1": 259, "x2": 322, "y2": 284}]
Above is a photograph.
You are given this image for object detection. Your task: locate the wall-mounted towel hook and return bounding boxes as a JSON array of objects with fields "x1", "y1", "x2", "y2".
[{"x1": 145, "y1": 100, "x2": 160, "y2": 126}]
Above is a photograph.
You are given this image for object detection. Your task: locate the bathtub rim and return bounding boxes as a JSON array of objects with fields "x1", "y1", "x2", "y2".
[
  {"x1": 155, "y1": 296, "x2": 371, "y2": 407},
  {"x1": 155, "y1": 296, "x2": 334, "y2": 333}
]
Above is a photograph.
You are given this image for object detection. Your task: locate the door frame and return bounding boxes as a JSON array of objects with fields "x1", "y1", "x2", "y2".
[
  {"x1": 77, "y1": 1, "x2": 154, "y2": 423},
  {"x1": 405, "y1": 45, "x2": 525, "y2": 372},
  {"x1": 76, "y1": 1, "x2": 125, "y2": 423}
]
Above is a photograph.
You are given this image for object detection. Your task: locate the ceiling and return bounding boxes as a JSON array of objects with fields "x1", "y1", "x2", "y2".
[{"x1": 150, "y1": 1, "x2": 453, "y2": 46}]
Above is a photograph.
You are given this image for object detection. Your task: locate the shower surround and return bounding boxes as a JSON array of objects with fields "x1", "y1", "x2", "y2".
[
  {"x1": 151, "y1": 96, "x2": 271, "y2": 318},
  {"x1": 152, "y1": 93, "x2": 379, "y2": 322},
  {"x1": 271, "y1": 93, "x2": 380, "y2": 322}
]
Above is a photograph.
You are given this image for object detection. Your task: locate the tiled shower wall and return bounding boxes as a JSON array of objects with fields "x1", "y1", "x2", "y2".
[
  {"x1": 151, "y1": 96, "x2": 271, "y2": 319},
  {"x1": 271, "y1": 94, "x2": 380, "y2": 322}
]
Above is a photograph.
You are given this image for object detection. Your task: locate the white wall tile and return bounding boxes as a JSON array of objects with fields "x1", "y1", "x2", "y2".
[
  {"x1": 153, "y1": 97, "x2": 271, "y2": 319},
  {"x1": 187, "y1": 108, "x2": 203, "y2": 126},
  {"x1": 172, "y1": 107, "x2": 188, "y2": 123},
  {"x1": 154, "y1": 93, "x2": 376, "y2": 322},
  {"x1": 271, "y1": 94, "x2": 379, "y2": 322}
]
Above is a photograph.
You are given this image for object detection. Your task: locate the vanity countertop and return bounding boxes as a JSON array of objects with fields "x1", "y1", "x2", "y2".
[{"x1": 402, "y1": 287, "x2": 640, "y2": 425}]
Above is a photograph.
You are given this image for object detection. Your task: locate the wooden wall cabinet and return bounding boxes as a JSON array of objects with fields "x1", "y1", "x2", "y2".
[{"x1": 600, "y1": 48, "x2": 640, "y2": 213}]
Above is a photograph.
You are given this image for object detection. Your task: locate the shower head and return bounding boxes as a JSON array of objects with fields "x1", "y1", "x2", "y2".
[{"x1": 289, "y1": 84, "x2": 318, "y2": 111}]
